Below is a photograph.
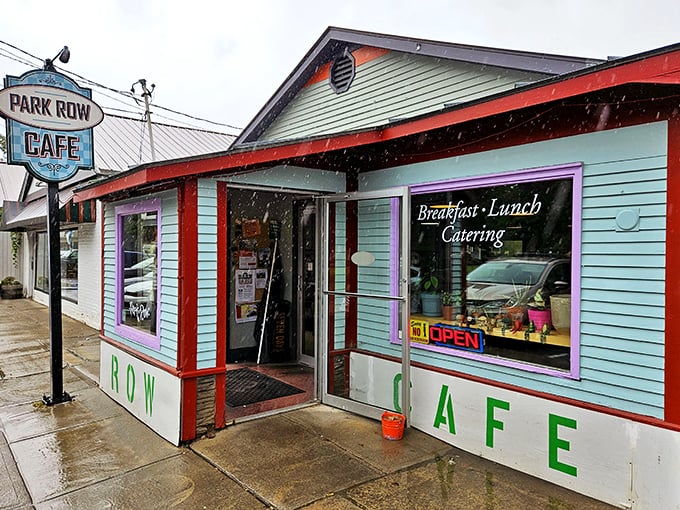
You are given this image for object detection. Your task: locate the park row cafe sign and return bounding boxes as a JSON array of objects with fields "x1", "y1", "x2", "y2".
[{"x1": 0, "y1": 69, "x2": 104, "y2": 182}]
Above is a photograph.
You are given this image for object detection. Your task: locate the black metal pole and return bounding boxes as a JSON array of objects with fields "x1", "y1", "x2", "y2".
[{"x1": 43, "y1": 182, "x2": 71, "y2": 405}]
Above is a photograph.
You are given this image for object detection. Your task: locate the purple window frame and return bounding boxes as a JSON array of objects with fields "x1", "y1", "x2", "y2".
[
  {"x1": 114, "y1": 198, "x2": 162, "y2": 350},
  {"x1": 390, "y1": 162, "x2": 582, "y2": 379}
]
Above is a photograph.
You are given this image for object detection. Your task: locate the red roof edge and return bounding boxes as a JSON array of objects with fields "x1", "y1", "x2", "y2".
[{"x1": 74, "y1": 46, "x2": 680, "y2": 203}]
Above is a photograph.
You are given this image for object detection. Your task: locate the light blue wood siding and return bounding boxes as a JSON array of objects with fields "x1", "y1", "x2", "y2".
[
  {"x1": 262, "y1": 51, "x2": 548, "y2": 142},
  {"x1": 359, "y1": 122, "x2": 668, "y2": 418},
  {"x1": 331, "y1": 198, "x2": 400, "y2": 359},
  {"x1": 222, "y1": 165, "x2": 346, "y2": 193},
  {"x1": 356, "y1": 199, "x2": 395, "y2": 354},
  {"x1": 196, "y1": 179, "x2": 218, "y2": 369},
  {"x1": 331, "y1": 203, "x2": 346, "y2": 351},
  {"x1": 103, "y1": 191, "x2": 179, "y2": 367}
]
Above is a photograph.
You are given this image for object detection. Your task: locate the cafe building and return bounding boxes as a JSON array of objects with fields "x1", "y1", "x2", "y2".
[{"x1": 74, "y1": 27, "x2": 680, "y2": 508}]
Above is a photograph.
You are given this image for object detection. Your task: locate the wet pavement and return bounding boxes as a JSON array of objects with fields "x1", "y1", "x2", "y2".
[{"x1": 0, "y1": 298, "x2": 617, "y2": 509}]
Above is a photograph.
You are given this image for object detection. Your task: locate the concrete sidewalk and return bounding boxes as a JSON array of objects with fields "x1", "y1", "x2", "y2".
[{"x1": 0, "y1": 298, "x2": 616, "y2": 509}]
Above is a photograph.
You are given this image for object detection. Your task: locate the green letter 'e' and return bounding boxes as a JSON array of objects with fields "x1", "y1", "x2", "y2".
[{"x1": 548, "y1": 413, "x2": 578, "y2": 477}]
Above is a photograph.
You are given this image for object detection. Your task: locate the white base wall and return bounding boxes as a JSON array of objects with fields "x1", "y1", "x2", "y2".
[
  {"x1": 31, "y1": 215, "x2": 102, "y2": 330},
  {"x1": 100, "y1": 342, "x2": 181, "y2": 445},
  {"x1": 350, "y1": 352, "x2": 680, "y2": 509}
]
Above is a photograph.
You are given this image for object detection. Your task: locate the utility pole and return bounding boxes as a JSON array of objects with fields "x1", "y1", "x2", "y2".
[{"x1": 132, "y1": 79, "x2": 156, "y2": 161}]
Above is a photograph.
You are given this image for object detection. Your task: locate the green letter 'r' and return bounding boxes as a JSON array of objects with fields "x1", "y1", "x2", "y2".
[{"x1": 111, "y1": 354, "x2": 119, "y2": 393}]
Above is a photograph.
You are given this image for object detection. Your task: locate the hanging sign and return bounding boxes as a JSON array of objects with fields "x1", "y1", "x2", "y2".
[{"x1": 0, "y1": 69, "x2": 104, "y2": 183}]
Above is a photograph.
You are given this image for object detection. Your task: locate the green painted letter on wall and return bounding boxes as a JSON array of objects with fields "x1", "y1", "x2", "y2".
[
  {"x1": 111, "y1": 354, "x2": 119, "y2": 393},
  {"x1": 126, "y1": 364, "x2": 136, "y2": 403},
  {"x1": 548, "y1": 413, "x2": 578, "y2": 477},
  {"x1": 486, "y1": 397, "x2": 510, "y2": 448},
  {"x1": 144, "y1": 372, "x2": 155, "y2": 416},
  {"x1": 433, "y1": 385, "x2": 456, "y2": 434}
]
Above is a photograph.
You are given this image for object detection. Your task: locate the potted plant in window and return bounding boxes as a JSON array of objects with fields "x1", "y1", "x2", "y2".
[
  {"x1": 419, "y1": 269, "x2": 441, "y2": 317},
  {"x1": 1, "y1": 276, "x2": 23, "y2": 299},
  {"x1": 527, "y1": 288, "x2": 552, "y2": 331},
  {"x1": 441, "y1": 290, "x2": 461, "y2": 321}
]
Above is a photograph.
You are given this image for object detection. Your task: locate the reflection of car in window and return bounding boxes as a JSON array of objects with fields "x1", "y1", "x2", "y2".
[
  {"x1": 60, "y1": 249, "x2": 78, "y2": 278},
  {"x1": 466, "y1": 257, "x2": 570, "y2": 317},
  {"x1": 123, "y1": 257, "x2": 157, "y2": 307}
]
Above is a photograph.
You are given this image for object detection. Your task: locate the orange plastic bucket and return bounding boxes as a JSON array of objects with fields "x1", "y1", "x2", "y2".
[{"x1": 381, "y1": 411, "x2": 405, "y2": 440}]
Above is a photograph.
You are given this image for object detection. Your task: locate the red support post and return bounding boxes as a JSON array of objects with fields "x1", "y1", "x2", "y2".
[
  {"x1": 178, "y1": 180, "x2": 199, "y2": 441},
  {"x1": 214, "y1": 182, "x2": 228, "y2": 429},
  {"x1": 665, "y1": 117, "x2": 680, "y2": 425}
]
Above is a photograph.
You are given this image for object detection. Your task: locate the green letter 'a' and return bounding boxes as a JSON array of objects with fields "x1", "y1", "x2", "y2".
[{"x1": 433, "y1": 385, "x2": 456, "y2": 434}]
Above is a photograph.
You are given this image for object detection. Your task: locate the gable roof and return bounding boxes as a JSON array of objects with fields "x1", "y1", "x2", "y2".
[
  {"x1": 74, "y1": 36, "x2": 680, "y2": 204},
  {"x1": 234, "y1": 26, "x2": 604, "y2": 145}
]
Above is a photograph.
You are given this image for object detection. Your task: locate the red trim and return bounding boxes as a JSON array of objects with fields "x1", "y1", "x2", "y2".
[
  {"x1": 101, "y1": 336, "x2": 226, "y2": 380},
  {"x1": 419, "y1": 360, "x2": 680, "y2": 432},
  {"x1": 100, "y1": 205, "x2": 105, "y2": 334},
  {"x1": 214, "y1": 181, "x2": 228, "y2": 429},
  {"x1": 180, "y1": 367, "x2": 226, "y2": 378},
  {"x1": 74, "y1": 49, "x2": 680, "y2": 204},
  {"x1": 101, "y1": 336, "x2": 179, "y2": 375},
  {"x1": 178, "y1": 180, "x2": 199, "y2": 441},
  {"x1": 181, "y1": 378, "x2": 196, "y2": 442},
  {"x1": 304, "y1": 46, "x2": 391, "y2": 87},
  {"x1": 354, "y1": 348, "x2": 680, "y2": 433},
  {"x1": 666, "y1": 117, "x2": 680, "y2": 425},
  {"x1": 178, "y1": 181, "x2": 199, "y2": 372}
]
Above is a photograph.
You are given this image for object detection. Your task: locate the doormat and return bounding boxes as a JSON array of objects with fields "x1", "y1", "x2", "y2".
[{"x1": 226, "y1": 368, "x2": 304, "y2": 407}]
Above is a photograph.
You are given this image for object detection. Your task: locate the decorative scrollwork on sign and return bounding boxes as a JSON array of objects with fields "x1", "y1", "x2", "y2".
[
  {"x1": 38, "y1": 162, "x2": 71, "y2": 174},
  {"x1": 38, "y1": 75, "x2": 60, "y2": 86}
]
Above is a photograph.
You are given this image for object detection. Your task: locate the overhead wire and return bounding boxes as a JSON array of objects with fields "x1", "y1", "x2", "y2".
[{"x1": 0, "y1": 39, "x2": 242, "y2": 135}]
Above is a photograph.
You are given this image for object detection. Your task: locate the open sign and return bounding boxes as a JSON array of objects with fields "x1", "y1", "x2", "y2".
[{"x1": 430, "y1": 323, "x2": 484, "y2": 352}]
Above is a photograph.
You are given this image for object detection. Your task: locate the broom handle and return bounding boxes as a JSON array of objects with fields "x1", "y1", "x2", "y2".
[{"x1": 257, "y1": 238, "x2": 278, "y2": 364}]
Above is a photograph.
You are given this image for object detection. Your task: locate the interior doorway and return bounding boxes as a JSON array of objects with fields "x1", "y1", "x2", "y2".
[
  {"x1": 295, "y1": 201, "x2": 316, "y2": 367},
  {"x1": 225, "y1": 186, "x2": 317, "y2": 421}
]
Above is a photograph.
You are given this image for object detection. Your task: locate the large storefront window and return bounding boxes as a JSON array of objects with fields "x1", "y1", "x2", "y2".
[
  {"x1": 115, "y1": 200, "x2": 160, "y2": 349},
  {"x1": 407, "y1": 165, "x2": 580, "y2": 375},
  {"x1": 35, "y1": 229, "x2": 78, "y2": 302}
]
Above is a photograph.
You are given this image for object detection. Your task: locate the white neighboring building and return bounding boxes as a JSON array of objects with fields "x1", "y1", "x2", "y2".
[{"x1": 0, "y1": 114, "x2": 236, "y2": 328}]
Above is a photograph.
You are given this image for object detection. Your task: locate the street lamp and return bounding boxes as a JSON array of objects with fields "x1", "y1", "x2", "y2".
[
  {"x1": 41, "y1": 44, "x2": 73, "y2": 406},
  {"x1": 44, "y1": 46, "x2": 70, "y2": 71}
]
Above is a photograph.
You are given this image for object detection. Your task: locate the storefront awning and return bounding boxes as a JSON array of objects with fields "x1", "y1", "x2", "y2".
[{"x1": 0, "y1": 188, "x2": 96, "y2": 231}]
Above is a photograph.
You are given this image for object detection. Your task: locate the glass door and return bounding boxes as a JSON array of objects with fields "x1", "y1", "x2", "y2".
[{"x1": 320, "y1": 187, "x2": 411, "y2": 422}]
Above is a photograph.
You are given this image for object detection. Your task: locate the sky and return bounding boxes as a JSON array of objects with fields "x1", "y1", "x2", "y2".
[{"x1": 1, "y1": 0, "x2": 680, "y2": 135}]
